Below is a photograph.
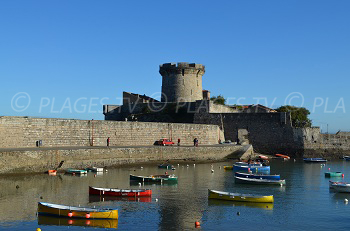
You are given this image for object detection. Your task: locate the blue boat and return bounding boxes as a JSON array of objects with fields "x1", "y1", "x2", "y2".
[
  {"x1": 233, "y1": 164, "x2": 270, "y2": 173},
  {"x1": 158, "y1": 164, "x2": 175, "y2": 170},
  {"x1": 303, "y1": 158, "x2": 327, "y2": 163},
  {"x1": 235, "y1": 172, "x2": 280, "y2": 180}
]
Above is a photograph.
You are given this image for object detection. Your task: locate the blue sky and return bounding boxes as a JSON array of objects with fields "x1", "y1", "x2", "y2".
[{"x1": 0, "y1": 0, "x2": 349, "y2": 133}]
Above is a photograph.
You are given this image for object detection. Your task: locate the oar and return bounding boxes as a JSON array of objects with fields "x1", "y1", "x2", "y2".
[{"x1": 55, "y1": 161, "x2": 64, "y2": 170}]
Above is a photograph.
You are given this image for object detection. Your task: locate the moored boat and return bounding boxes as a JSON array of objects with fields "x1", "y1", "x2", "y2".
[
  {"x1": 329, "y1": 182, "x2": 350, "y2": 193},
  {"x1": 275, "y1": 154, "x2": 290, "y2": 159},
  {"x1": 38, "y1": 202, "x2": 118, "y2": 219},
  {"x1": 234, "y1": 176, "x2": 286, "y2": 186},
  {"x1": 89, "y1": 186, "x2": 152, "y2": 197},
  {"x1": 130, "y1": 174, "x2": 178, "y2": 183},
  {"x1": 233, "y1": 164, "x2": 270, "y2": 174},
  {"x1": 223, "y1": 166, "x2": 233, "y2": 170},
  {"x1": 158, "y1": 164, "x2": 175, "y2": 170},
  {"x1": 325, "y1": 172, "x2": 343, "y2": 177},
  {"x1": 86, "y1": 167, "x2": 104, "y2": 172},
  {"x1": 259, "y1": 155, "x2": 269, "y2": 160},
  {"x1": 303, "y1": 158, "x2": 327, "y2": 163},
  {"x1": 65, "y1": 169, "x2": 87, "y2": 175},
  {"x1": 208, "y1": 189, "x2": 274, "y2": 203},
  {"x1": 47, "y1": 170, "x2": 57, "y2": 176},
  {"x1": 38, "y1": 215, "x2": 118, "y2": 229},
  {"x1": 235, "y1": 172, "x2": 280, "y2": 180}
]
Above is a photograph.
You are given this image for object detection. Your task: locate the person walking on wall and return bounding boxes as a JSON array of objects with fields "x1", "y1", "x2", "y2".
[
  {"x1": 193, "y1": 138, "x2": 197, "y2": 146},
  {"x1": 195, "y1": 138, "x2": 199, "y2": 147},
  {"x1": 107, "y1": 137, "x2": 110, "y2": 147},
  {"x1": 178, "y1": 138, "x2": 181, "y2": 146}
]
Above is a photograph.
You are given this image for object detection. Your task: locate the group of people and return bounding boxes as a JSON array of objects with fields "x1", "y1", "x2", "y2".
[{"x1": 177, "y1": 138, "x2": 199, "y2": 146}]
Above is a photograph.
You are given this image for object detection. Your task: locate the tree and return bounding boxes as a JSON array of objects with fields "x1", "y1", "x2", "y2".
[
  {"x1": 210, "y1": 95, "x2": 226, "y2": 105},
  {"x1": 276, "y1": 105, "x2": 312, "y2": 128}
]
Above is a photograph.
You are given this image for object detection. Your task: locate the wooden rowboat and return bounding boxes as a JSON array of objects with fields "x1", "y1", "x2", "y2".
[
  {"x1": 38, "y1": 202, "x2": 118, "y2": 219},
  {"x1": 234, "y1": 176, "x2": 286, "y2": 186},
  {"x1": 89, "y1": 186, "x2": 152, "y2": 197},
  {"x1": 325, "y1": 172, "x2": 343, "y2": 177},
  {"x1": 48, "y1": 170, "x2": 57, "y2": 176},
  {"x1": 235, "y1": 172, "x2": 281, "y2": 180},
  {"x1": 38, "y1": 215, "x2": 118, "y2": 228},
  {"x1": 329, "y1": 181, "x2": 350, "y2": 193},
  {"x1": 233, "y1": 164, "x2": 270, "y2": 174},
  {"x1": 130, "y1": 174, "x2": 178, "y2": 183},
  {"x1": 208, "y1": 189, "x2": 274, "y2": 203}
]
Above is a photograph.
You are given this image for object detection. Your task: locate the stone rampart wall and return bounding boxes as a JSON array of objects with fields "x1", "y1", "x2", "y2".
[{"x1": 0, "y1": 116, "x2": 223, "y2": 148}]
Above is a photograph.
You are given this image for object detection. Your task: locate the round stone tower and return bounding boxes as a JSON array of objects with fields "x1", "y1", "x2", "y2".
[{"x1": 159, "y1": 62, "x2": 205, "y2": 102}]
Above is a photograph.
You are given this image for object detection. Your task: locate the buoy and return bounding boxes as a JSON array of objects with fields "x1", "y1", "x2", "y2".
[
  {"x1": 187, "y1": 164, "x2": 189, "y2": 167},
  {"x1": 140, "y1": 166, "x2": 143, "y2": 169},
  {"x1": 40, "y1": 196, "x2": 43, "y2": 199},
  {"x1": 237, "y1": 212, "x2": 240, "y2": 215},
  {"x1": 345, "y1": 199, "x2": 348, "y2": 203},
  {"x1": 16, "y1": 185, "x2": 19, "y2": 189},
  {"x1": 193, "y1": 164, "x2": 195, "y2": 166},
  {"x1": 328, "y1": 168, "x2": 330, "y2": 171},
  {"x1": 36, "y1": 228, "x2": 41, "y2": 231},
  {"x1": 178, "y1": 164, "x2": 180, "y2": 166},
  {"x1": 294, "y1": 159, "x2": 296, "y2": 162},
  {"x1": 195, "y1": 221, "x2": 200, "y2": 227},
  {"x1": 342, "y1": 174, "x2": 345, "y2": 178},
  {"x1": 68, "y1": 211, "x2": 73, "y2": 217},
  {"x1": 86, "y1": 213, "x2": 90, "y2": 218},
  {"x1": 211, "y1": 169, "x2": 214, "y2": 173},
  {"x1": 155, "y1": 198, "x2": 158, "y2": 202}
]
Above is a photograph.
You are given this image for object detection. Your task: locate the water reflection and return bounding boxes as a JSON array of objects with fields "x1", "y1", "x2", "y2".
[
  {"x1": 208, "y1": 199, "x2": 274, "y2": 210},
  {"x1": 37, "y1": 215, "x2": 118, "y2": 229},
  {"x1": 89, "y1": 195, "x2": 152, "y2": 203}
]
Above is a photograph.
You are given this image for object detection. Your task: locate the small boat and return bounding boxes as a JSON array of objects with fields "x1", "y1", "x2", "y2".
[
  {"x1": 329, "y1": 182, "x2": 350, "y2": 193},
  {"x1": 65, "y1": 169, "x2": 87, "y2": 175},
  {"x1": 303, "y1": 158, "x2": 327, "y2": 163},
  {"x1": 344, "y1": 156, "x2": 350, "y2": 161},
  {"x1": 208, "y1": 189, "x2": 274, "y2": 203},
  {"x1": 275, "y1": 154, "x2": 290, "y2": 159},
  {"x1": 86, "y1": 167, "x2": 104, "y2": 172},
  {"x1": 259, "y1": 155, "x2": 269, "y2": 160},
  {"x1": 325, "y1": 172, "x2": 343, "y2": 177},
  {"x1": 233, "y1": 164, "x2": 270, "y2": 174},
  {"x1": 38, "y1": 202, "x2": 118, "y2": 219},
  {"x1": 47, "y1": 170, "x2": 57, "y2": 176},
  {"x1": 158, "y1": 164, "x2": 175, "y2": 170},
  {"x1": 89, "y1": 195, "x2": 152, "y2": 203},
  {"x1": 38, "y1": 215, "x2": 118, "y2": 229},
  {"x1": 130, "y1": 174, "x2": 178, "y2": 183},
  {"x1": 234, "y1": 176, "x2": 286, "y2": 186},
  {"x1": 235, "y1": 172, "x2": 280, "y2": 180},
  {"x1": 223, "y1": 166, "x2": 233, "y2": 170},
  {"x1": 89, "y1": 186, "x2": 152, "y2": 197}
]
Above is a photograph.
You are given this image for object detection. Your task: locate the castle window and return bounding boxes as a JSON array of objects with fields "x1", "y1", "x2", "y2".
[{"x1": 182, "y1": 69, "x2": 185, "y2": 76}]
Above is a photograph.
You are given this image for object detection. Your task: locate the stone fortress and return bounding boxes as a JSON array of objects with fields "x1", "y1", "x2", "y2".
[{"x1": 104, "y1": 62, "x2": 350, "y2": 158}]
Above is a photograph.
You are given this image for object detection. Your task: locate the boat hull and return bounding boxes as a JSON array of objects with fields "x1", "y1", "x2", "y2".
[
  {"x1": 38, "y1": 202, "x2": 118, "y2": 219},
  {"x1": 208, "y1": 189, "x2": 274, "y2": 203},
  {"x1": 303, "y1": 158, "x2": 327, "y2": 163},
  {"x1": 235, "y1": 172, "x2": 280, "y2": 180},
  {"x1": 234, "y1": 176, "x2": 286, "y2": 185},
  {"x1": 233, "y1": 165, "x2": 270, "y2": 174},
  {"x1": 65, "y1": 169, "x2": 87, "y2": 175},
  {"x1": 325, "y1": 172, "x2": 343, "y2": 177},
  {"x1": 89, "y1": 186, "x2": 152, "y2": 197},
  {"x1": 331, "y1": 184, "x2": 350, "y2": 193},
  {"x1": 129, "y1": 174, "x2": 178, "y2": 183}
]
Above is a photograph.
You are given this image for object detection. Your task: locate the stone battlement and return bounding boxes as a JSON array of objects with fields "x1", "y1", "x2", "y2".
[{"x1": 160, "y1": 62, "x2": 205, "y2": 71}]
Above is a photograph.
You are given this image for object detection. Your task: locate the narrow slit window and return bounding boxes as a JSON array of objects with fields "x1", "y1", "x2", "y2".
[{"x1": 182, "y1": 69, "x2": 185, "y2": 76}]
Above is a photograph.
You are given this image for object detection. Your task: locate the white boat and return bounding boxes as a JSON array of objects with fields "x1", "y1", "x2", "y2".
[
  {"x1": 234, "y1": 176, "x2": 286, "y2": 186},
  {"x1": 330, "y1": 181, "x2": 350, "y2": 192}
]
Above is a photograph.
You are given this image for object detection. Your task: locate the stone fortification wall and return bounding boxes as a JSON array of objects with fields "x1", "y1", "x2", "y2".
[
  {"x1": 0, "y1": 116, "x2": 223, "y2": 148},
  {"x1": 159, "y1": 62, "x2": 205, "y2": 102},
  {"x1": 194, "y1": 112, "x2": 305, "y2": 156}
]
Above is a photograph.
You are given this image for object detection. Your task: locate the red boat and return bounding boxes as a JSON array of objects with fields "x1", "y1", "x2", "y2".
[
  {"x1": 89, "y1": 186, "x2": 152, "y2": 197},
  {"x1": 275, "y1": 154, "x2": 290, "y2": 159}
]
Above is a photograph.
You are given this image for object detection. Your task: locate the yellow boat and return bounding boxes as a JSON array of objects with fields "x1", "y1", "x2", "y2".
[
  {"x1": 38, "y1": 215, "x2": 118, "y2": 228},
  {"x1": 223, "y1": 166, "x2": 233, "y2": 170},
  {"x1": 208, "y1": 189, "x2": 274, "y2": 203},
  {"x1": 38, "y1": 202, "x2": 118, "y2": 219}
]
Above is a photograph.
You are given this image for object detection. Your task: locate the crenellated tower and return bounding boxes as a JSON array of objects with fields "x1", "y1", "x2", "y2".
[{"x1": 159, "y1": 62, "x2": 205, "y2": 102}]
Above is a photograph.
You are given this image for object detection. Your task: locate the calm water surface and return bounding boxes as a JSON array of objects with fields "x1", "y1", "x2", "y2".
[{"x1": 0, "y1": 159, "x2": 350, "y2": 231}]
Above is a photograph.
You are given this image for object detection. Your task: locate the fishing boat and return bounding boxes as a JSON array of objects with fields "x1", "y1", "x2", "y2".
[
  {"x1": 130, "y1": 174, "x2": 178, "y2": 183},
  {"x1": 208, "y1": 189, "x2": 274, "y2": 203},
  {"x1": 86, "y1": 167, "x2": 104, "y2": 172},
  {"x1": 235, "y1": 172, "x2": 280, "y2": 180},
  {"x1": 233, "y1": 163, "x2": 270, "y2": 173},
  {"x1": 234, "y1": 176, "x2": 286, "y2": 186},
  {"x1": 38, "y1": 215, "x2": 118, "y2": 229},
  {"x1": 325, "y1": 172, "x2": 343, "y2": 177},
  {"x1": 158, "y1": 164, "x2": 175, "y2": 170},
  {"x1": 329, "y1": 182, "x2": 350, "y2": 193},
  {"x1": 65, "y1": 169, "x2": 88, "y2": 175},
  {"x1": 275, "y1": 154, "x2": 290, "y2": 159},
  {"x1": 89, "y1": 186, "x2": 152, "y2": 197},
  {"x1": 37, "y1": 202, "x2": 118, "y2": 219},
  {"x1": 303, "y1": 158, "x2": 327, "y2": 163}
]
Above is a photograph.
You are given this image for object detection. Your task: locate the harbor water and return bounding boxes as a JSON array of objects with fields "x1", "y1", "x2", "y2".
[{"x1": 0, "y1": 159, "x2": 350, "y2": 231}]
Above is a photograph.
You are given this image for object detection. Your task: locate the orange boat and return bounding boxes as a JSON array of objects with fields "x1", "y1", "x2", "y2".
[
  {"x1": 275, "y1": 154, "x2": 290, "y2": 159},
  {"x1": 259, "y1": 155, "x2": 269, "y2": 160},
  {"x1": 48, "y1": 170, "x2": 57, "y2": 176}
]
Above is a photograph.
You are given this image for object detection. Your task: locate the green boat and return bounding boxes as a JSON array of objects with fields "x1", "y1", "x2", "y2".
[
  {"x1": 130, "y1": 174, "x2": 178, "y2": 183},
  {"x1": 65, "y1": 169, "x2": 87, "y2": 175},
  {"x1": 325, "y1": 172, "x2": 343, "y2": 177}
]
